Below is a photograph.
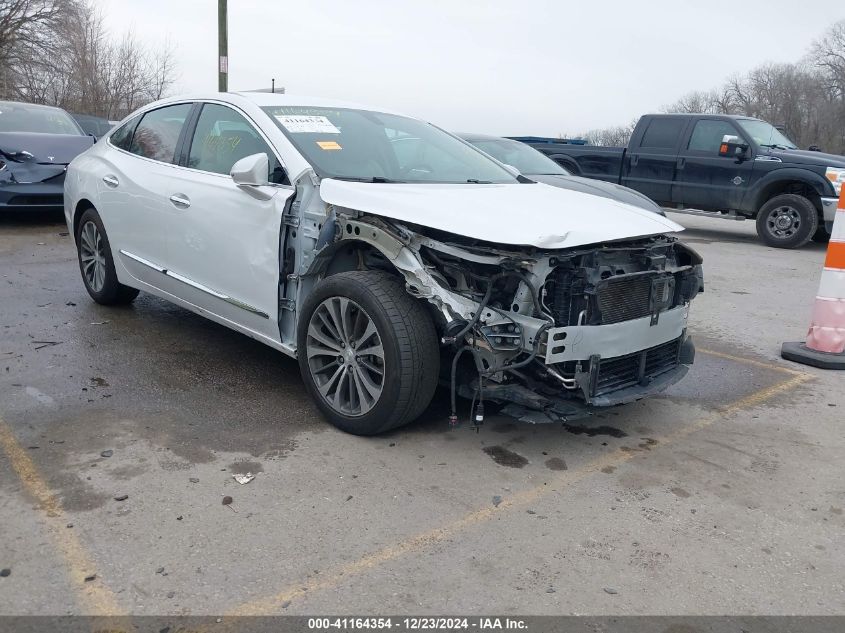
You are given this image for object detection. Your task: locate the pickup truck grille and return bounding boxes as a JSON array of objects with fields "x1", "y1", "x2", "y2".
[
  {"x1": 593, "y1": 337, "x2": 682, "y2": 397},
  {"x1": 595, "y1": 272, "x2": 673, "y2": 324}
]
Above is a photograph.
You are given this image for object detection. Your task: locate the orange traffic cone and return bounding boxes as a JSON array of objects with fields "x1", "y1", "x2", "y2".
[{"x1": 782, "y1": 188, "x2": 845, "y2": 369}]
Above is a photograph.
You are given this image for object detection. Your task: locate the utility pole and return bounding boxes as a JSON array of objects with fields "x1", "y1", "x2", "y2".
[{"x1": 218, "y1": 0, "x2": 228, "y2": 92}]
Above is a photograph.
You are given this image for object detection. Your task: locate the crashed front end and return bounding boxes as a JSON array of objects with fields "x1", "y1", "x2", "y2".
[
  {"x1": 0, "y1": 132, "x2": 94, "y2": 211},
  {"x1": 330, "y1": 214, "x2": 703, "y2": 422},
  {"x1": 0, "y1": 150, "x2": 68, "y2": 211}
]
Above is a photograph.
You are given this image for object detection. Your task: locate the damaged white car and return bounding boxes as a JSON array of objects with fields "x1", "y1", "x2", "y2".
[{"x1": 64, "y1": 94, "x2": 703, "y2": 435}]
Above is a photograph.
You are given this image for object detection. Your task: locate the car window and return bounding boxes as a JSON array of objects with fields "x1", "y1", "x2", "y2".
[
  {"x1": 109, "y1": 115, "x2": 141, "y2": 151},
  {"x1": 687, "y1": 120, "x2": 739, "y2": 153},
  {"x1": 128, "y1": 104, "x2": 192, "y2": 163},
  {"x1": 469, "y1": 138, "x2": 569, "y2": 175},
  {"x1": 188, "y1": 104, "x2": 288, "y2": 184},
  {"x1": 640, "y1": 118, "x2": 685, "y2": 149}
]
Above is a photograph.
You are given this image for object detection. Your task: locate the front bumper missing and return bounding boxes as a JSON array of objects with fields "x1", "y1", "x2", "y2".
[
  {"x1": 545, "y1": 305, "x2": 689, "y2": 364},
  {"x1": 586, "y1": 335, "x2": 694, "y2": 406},
  {"x1": 496, "y1": 336, "x2": 694, "y2": 424}
]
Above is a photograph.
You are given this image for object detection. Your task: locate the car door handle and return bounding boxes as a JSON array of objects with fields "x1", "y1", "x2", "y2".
[
  {"x1": 676, "y1": 157, "x2": 686, "y2": 169},
  {"x1": 102, "y1": 175, "x2": 119, "y2": 187},
  {"x1": 169, "y1": 194, "x2": 191, "y2": 208}
]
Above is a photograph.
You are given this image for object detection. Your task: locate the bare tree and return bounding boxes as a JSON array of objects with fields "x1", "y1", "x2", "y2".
[
  {"x1": 580, "y1": 120, "x2": 638, "y2": 146},
  {"x1": 1, "y1": 0, "x2": 177, "y2": 118},
  {"x1": 0, "y1": 0, "x2": 77, "y2": 97},
  {"x1": 582, "y1": 20, "x2": 845, "y2": 154}
]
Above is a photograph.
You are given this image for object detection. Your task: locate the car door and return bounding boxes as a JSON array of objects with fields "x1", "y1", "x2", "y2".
[
  {"x1": 161, "y1": 102, "x2": 294, "y2": 342},
  {"x1": 623, "y1": 117, "x2": 688, "y2": 206},
  {"x1": 672, "y1": 118, "x2": 754, "y2": 211},
  {"x1": 98, "y1": 103, "x2": 193, "y2": 286}
]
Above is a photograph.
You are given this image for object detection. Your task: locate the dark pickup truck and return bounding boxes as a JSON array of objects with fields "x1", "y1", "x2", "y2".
[{"x1": 515, "y1": 114, "x2": 844, "y2": 248}]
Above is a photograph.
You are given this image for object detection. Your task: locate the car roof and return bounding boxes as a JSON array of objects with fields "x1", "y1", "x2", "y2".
[
  {"x1": 152, "y1": 92, "x2": 408, "y2": 117},
  {"x1": 647, "y1": 112, "x2": 758, "y2": 121}
]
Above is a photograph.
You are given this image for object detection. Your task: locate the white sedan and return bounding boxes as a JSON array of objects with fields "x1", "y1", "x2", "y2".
[{"x1": 64, "y1": 93, "x2": 701, "y2": 435}]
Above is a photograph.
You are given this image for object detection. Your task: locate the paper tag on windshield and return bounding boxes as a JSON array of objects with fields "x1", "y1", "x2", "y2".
[
  {"x1": 317, "y1": 141, "x2": 342, "y2": 150},
  {"x1": 275, "y1": 115, "x2": 340, "y2": 134}
]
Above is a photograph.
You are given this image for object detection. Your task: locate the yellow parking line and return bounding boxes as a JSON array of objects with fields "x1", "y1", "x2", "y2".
[
  {"x1": 0, "y1": 417, "x2": 124, "y2": 615},
  {"x1": 698, "y1": 347, "x2": 808, "y2": 376},
  {"x1": 228, "y1": 370, "x2": 812, "y2": 615}
]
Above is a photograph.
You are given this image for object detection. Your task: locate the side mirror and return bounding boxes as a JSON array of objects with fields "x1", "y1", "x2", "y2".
[
  {"x1": 231, "y1": 153, "x2": 270, "y2": 187},
  {"x1": 502, "y1": 163, "x2": 521, "y2": 177},
  {"x1": 718, "y1": 135, "x2": 749, "y2": 160}
]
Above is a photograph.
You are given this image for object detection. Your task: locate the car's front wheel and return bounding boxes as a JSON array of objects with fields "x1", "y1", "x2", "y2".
[
  {"x1": 76, "y1": 207, "x2": 140, "y2": 305},
  {"x1": 297, "y1": 271, "x2": 439, "y2": 435}
]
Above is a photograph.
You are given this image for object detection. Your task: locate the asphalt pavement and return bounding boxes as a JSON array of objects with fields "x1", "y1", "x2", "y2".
[{"x1": 0, "y1": 210, "x2": 842, "y2": 615}]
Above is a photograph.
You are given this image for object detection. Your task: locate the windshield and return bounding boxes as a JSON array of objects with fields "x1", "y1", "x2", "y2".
[
  {"x1": 468, "y1": 137, "x2": 570, "y2": 175},
  {"x1": 0, "y1": 102, "x2": 84, "y2": 135},
  {"x1": 262, "y1": 106, "x2": 517, "y2": 184},
  {"x1": 737, "y1": 119, "x2": 797, "y2": 150}
]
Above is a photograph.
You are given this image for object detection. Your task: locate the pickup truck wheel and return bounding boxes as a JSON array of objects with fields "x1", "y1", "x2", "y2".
[
  {"x1": 297, "y1": 271, "x2": 439, "y2": 436},
  {"x1": 755, "y1": 194, "x2": 818, "y2": 249}
]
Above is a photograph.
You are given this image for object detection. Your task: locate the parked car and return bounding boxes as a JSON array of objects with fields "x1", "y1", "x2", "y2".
[
  {"x1": 71, "y1": 112, "x2": 114, "y2": 138},
  {"x1": 0, "y1": 100, "x2": 95, "y2": 211},
  {"x1": 459, "y1": 133, "x2": 665, "y2": 215},
  {"x1": 515, "y1": 113, "x2": 844, "y2": 248},
  {"x1": 64, "y1": 93, "x2": 702, "y2": 435}
]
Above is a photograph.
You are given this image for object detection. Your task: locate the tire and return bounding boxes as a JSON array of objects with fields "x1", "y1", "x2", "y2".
[
  {"x1": 297, "y1": 271, "x2": 439, "y2": 435},
  {"x1": 75, "y1": 207, "x2": 140, "y2": 305},
  {"x1": 755, "y1": 194, "x2": 818, "y2": 249},
  {"x1": 812, "y1": 224, "x2": 831, "y2": 243}
]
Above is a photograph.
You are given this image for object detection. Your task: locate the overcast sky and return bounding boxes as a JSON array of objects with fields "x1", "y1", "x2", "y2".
[{"x1": 100, "y1": 0, "x2": 839, "y2": 136}]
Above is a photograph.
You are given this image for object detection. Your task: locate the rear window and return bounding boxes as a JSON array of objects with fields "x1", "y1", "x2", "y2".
[
  {"x1": 109, "y1": 116, "x2": 141, "y2": 151},
  {"x1": 640, "y1": 118, "x2": 685, "y2": 149},
  {"x1": 0, "y1": 102, "x2": 83, "y2": 135},
  {"x1": 128, "y1": 104, "x2": 192, "y2": 163}
]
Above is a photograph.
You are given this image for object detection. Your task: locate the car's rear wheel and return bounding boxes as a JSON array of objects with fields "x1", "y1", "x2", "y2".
[
  {"x1": 755, "y1": 194, "x2": 818, "y2": 249},
  {"x1": 76, "y1": 207, "x2": 140, "y2": 305},
  {"x1": 297, "y1": 271, "x2": 439, "y2": 435}
]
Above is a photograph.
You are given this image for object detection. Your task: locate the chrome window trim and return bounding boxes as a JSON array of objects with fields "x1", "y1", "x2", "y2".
[
  {"x1": 105, "y1": 99, "x2": 293, "y2": 188},
  {"x1": 119, "y1": 249, "x2": 269, "y2": 319}
]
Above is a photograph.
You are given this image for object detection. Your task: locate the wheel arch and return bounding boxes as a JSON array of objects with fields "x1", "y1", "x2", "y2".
[
  {"x1": 307, "y1": 238, "x2": 403, "y2": 280},
  {"x1": 72, "y1": 198, "x2": 97, "y2": 240},
  {"x1": 749, "y1": 170, "x2": 833, "y2": 218}
]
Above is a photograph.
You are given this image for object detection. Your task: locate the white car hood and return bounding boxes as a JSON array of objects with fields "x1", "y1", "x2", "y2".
[{"x1": 319, "y1": 179, "x2": 682, "y2": 249}]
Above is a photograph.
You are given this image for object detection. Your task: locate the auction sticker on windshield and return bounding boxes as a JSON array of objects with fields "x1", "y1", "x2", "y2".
[
  {"x1": 316, "y1": 141, "x2": 342, "y2": 150},
  {"x1": 275, "y1": 115, "x2": 340, "y2": 134}
]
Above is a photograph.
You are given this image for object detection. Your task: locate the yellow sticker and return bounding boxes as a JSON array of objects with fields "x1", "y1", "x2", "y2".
[{"x1": 317, "y1": 140, "x2": 342, "y2": 150}]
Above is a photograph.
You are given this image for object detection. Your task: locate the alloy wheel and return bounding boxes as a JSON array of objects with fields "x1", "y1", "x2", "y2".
[
  {"x1": 305, "y1": 297, "x2": 385, "y2": 417},
  {"x1": 79, "y1": 220, "x2": 106, "y2": 292}
]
